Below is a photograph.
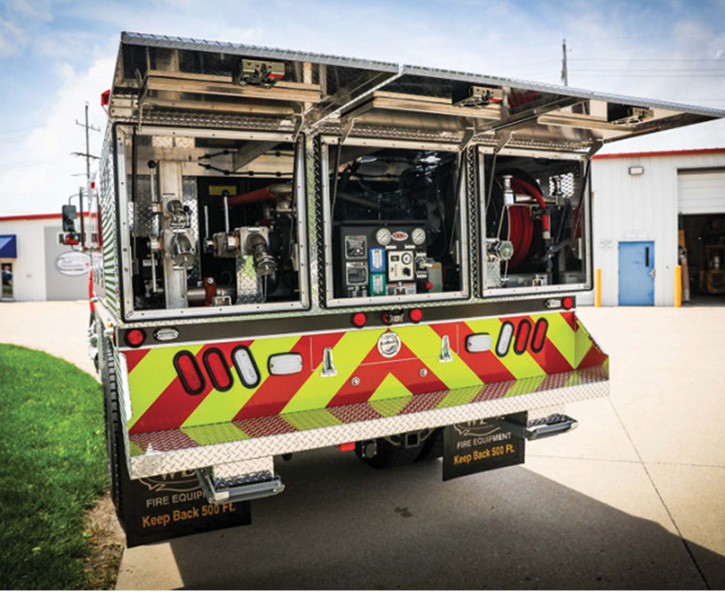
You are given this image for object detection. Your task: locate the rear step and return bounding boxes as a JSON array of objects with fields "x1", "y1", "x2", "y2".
[
  {"x1": 498, "y1": 413, "x2": 578, "y2": 441},
  {"x1": 196, "y1": 460, "x2": 285, "y2": 504}
]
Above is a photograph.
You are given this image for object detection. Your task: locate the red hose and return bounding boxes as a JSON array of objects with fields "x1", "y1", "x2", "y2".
[
  {"x1": 227, "y1": 186, "x2": 279, "y2": 206},
  {"x1": 511, "y1": 178, "x2": 550, "y2": 232},
  {"x1": 500, "y1": 177, "x2": 549, "y2": 270}
]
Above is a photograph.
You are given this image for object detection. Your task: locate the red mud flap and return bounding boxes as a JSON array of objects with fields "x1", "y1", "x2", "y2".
[{"x1": 119, "y1": 469, "x2": 251, "y2": 548}]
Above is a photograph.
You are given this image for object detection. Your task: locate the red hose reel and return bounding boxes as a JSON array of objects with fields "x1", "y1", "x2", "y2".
[{"x1": 503, "y1": 178, "x2": 550, "y2": 270}]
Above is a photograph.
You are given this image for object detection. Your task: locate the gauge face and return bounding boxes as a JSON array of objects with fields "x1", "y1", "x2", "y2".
[
  {"x1": 376, "y1": 227, "x2": 392, "y2": 246},
  {"x1": 412, "y1": 227, "x2": 426, "y2": 246}
]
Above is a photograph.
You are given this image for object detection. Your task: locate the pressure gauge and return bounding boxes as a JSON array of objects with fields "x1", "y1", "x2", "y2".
[
  {"x1": 376, "y1": 227, "x2": 392, "y2": 246},
  {"x1": 411, "y1": 227, "x2": 426, "y2": 246}
]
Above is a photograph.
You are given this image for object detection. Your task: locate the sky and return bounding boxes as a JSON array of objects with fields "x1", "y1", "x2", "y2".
[{"x1": 0, "y1": 0, "x2": 724, "y2": 216}]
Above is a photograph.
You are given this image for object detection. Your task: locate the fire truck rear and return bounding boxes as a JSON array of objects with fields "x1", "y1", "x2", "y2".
[{"x1": 76, "y1": 32, "x2": 723, "y2": 546}]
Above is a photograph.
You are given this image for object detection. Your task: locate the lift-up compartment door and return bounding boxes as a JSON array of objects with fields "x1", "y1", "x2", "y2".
[
  {"x1": 323, "y1": 64, "x2": 725, "y2": 151},
  {"x1": 110, "y1": 32, "x2": 401, "y2": 132}
]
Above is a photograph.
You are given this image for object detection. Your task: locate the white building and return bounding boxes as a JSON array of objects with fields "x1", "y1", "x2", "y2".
[
  {"x1": 584, "y1": 148, "x2": 725, "y2": 307},
  {"x1": 0, "y1": 213, "x2": 91, "y2": 302}
]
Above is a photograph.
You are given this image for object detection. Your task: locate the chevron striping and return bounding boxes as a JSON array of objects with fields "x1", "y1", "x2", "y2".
[
  {"x1": 281, "y1": 331, "x2": 378, "y2": 414},
  {"x1": 369, "y1": 373, "x2": 413, "y2": 402},
  {"x1": 397, "y1": 325, "x2": 480, "y2": 389},
  {"x1": 121, "y1": 311, "x2": 607, "y2": 435},
  {"x1": 183, "y1": 337, "x2": 293, "y2": 427},
  {"x1": 127, "y1": 343, "x2": 204, "y2": 424},
  {"x1": 234, "y1": 336, "x2": 315, "y2": 419},
  {"x1": 466, "y1": 317, "x2": 545, "y2": 379},
  {"x1": 540, "y1": 313, "x2": 577, "y2": 368}
]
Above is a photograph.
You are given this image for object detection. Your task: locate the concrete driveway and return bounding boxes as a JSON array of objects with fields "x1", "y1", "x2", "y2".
[{"x1": 1, "y1": 302, "x2": 723, "y2": 588}]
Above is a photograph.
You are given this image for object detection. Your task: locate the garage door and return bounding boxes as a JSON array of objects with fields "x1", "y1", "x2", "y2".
[{"x1": 678, "y1": 170, "x2": 725, "y2": 215}]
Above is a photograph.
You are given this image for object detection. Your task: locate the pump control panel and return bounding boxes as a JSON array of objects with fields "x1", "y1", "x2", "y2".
[{"x1": 335, "y1": 222, "x2": 431, "y2": 298}]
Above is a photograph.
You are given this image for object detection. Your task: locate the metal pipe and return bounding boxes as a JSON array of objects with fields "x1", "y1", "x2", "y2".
[
  {"x1": 223, "y1": 192, "x2": 230, "y2": 232},
  {"x1": 150, "y1": 250, "x2": 158, "y2": 293},
  {"x1": 204, "y1": 204, "x2": 210, "y2": 238}
]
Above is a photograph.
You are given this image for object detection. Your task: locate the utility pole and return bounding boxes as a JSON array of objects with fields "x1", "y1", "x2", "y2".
[
  {"x1": 72, "y1": 102, "x2": 100, "y2": 251},
  {"x1": 73, "y1": 102, "x2": 101, "y2": 187},
  {"x1": 561, "y1": 38, "x2": 568, "y2": 86}
]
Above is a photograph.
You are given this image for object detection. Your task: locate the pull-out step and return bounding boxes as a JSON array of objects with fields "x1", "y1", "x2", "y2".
[
  {"x1": 498, "y1": 413, "x2": 578, "y2": 441},
  {"x1": 196, "y1": 459, "x2": 285, "y2": 504}
]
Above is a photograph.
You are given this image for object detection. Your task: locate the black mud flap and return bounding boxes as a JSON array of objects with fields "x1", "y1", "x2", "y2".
[
  {"x1": 442, "y1": 412, "x2": 527, "y2": 481},
  {"x1": 120, "y1": 469, "x2": 251, "y2": 548}
]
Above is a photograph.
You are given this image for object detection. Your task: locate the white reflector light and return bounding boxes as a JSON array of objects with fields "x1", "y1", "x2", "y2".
[
  {"x1": 268, "y1": 353, "x2": 304, "y2": 375},
  {"x1": 154, "y1": 327, "x2": 179, "y2": 341},
  {"x1": 466, "y1": 333, "x2": 492, "y2": 353},
  {"x1": 232, "y1": 346, "x2": 260, "y2": 388},
  {"x1": 496, "y1": 322, "x2": 515, "y2": 357}
]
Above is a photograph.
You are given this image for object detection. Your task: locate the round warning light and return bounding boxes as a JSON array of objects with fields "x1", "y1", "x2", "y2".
[
  {"x1": 352, "y1": 312, "x2": 367, "y2": 327},
  {"x1": 125, "y1": 329, "x2": 146, "y2": 348},
  {"x1": 425, "y1": 281, "x2": 433, "y2": 291},
  {"x1": 562, "y1": 296, "x2": 574, "y2": 310},
  {"x1": 409, "y1": 308, "x2": 423, "y2": 323}
]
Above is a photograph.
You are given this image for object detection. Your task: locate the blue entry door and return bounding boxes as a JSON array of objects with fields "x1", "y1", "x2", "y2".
[{"x1": 619, "y1": 241, "x2": 655, "y2": 305}]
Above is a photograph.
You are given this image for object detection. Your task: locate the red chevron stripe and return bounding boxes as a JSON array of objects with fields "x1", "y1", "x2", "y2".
[
  {"x1": 327, "y1": 341, "x2": 447, "y2": 409},
  {"x1": 130, "y1": 376, "x2": 213, "y2": 434},
  {"x1": 576, "y1": 344, "x2": 608, "y2": 370},
  {"x1": 233, "y1": 335, "x2": 321, "y2": 420},
  {"x1": 129, "y1": 341, "x2": 253, "y2": 434},
  {"x1": 124, "y1": 348, "x2": 150, "y2": 374},
  {"x1": 561, "y1": 310, "x2": 577, "y2": 331}
]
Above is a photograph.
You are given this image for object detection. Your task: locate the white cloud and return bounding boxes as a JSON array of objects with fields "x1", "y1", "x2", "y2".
[
  {"x1": 0, "y1": 16, "x2": 27, "y2": 56},
  {"x1": 0, "y1": 55, "x2": 114, "y2": 216}
]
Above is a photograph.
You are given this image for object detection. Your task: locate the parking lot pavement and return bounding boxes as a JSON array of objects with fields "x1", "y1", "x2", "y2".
[
  {"x1": 0, "y1": 300, "x2": 96, "y2": 376},
  {"x1": 2, "y1": 302, "x2": 723, "y2": 588}
]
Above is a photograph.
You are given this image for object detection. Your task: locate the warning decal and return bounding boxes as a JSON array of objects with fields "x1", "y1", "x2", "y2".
[{"x1": 442, "y1": 413, "x2": 526, "y2": 481}]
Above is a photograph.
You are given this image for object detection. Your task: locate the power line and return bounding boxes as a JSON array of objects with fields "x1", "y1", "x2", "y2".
[
  {"x1": 571, "y1": 72, "x2": 725, "y2": 78},
  {"x1": 571, "y1": 68, "x2": 725, "y2": 73},
  {"x1": 570, "y1": 58, "x2": 725, "y2": 63}
]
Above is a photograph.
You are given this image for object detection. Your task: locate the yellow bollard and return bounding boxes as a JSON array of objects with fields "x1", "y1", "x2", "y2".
[
  {"x1": 595, "y1": 268, "x2": 602, "y2": 307},
  {"x1": 675, "y1": 265, "x2": 682, "y2": 308}
]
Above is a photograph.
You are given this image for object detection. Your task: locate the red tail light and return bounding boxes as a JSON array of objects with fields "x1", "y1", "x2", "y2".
[
  {"x1": 409, "y1": 308, "x2": 423, "y2": 323},
  {"x1": 125, "y1": 329, "x2": 146, "y2": 348},
  {"x1": 352, "y1": 312, "x2": 367, "y2": 327},
  {"x1": 202, "y1": 348, "x2": 233, "y2": 392},
  {"x1": 173, "y1": 351, "x2": 206, "y2": 395},
  {"x1": 562, "y1": 296, "x2": 574, "y2": 309}
]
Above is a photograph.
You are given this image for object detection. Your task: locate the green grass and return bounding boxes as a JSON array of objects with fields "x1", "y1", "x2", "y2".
[{"x1": 0, "y1": 344, "x2": 107, "y2": 589}]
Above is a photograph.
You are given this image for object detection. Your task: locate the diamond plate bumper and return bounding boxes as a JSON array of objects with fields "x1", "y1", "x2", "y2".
[{"x1": 127, "y1": 365, "x2": 607, "y2": 479}]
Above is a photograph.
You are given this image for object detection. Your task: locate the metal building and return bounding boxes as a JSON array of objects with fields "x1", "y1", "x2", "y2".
[
  {"x1": 0, "y1": 213, "x2": 91, "y2": 302},
  {"x1": 583, "y1": 148, "x2": 725, "y2": 307}
]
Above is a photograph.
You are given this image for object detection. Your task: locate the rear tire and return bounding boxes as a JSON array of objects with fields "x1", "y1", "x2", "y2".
[{"x1": 103, "y1": 343, "x2": 127, "y2": 528}]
